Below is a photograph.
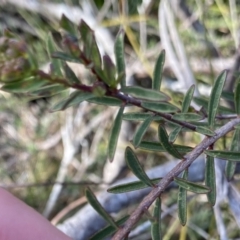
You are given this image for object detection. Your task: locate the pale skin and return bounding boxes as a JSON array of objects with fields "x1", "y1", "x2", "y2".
[{"x1": 0, "y1": 188, "x2": 72, "y2": 240}]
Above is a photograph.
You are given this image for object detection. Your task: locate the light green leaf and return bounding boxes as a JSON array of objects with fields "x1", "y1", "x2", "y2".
[
  {"x1": 152, "y1": 50, "x2": 165, "y2": 91},
  {"x1": 123, "y1": 112, "x2": 162, "y2": 121},
  {"x1": 208, "y1": 70, "x2": 227, "y2": 127},
  {"x1": 205, "y1": 155, "x2": 216, "y2": 206},
  {"x1": 205, "y1": 150, "x2": 240, "y2": 161},
  {"x1": 51, "y1": 91, "x2": 93, "y2": 111},
  {"x1": 226, "y1": 129, "x2": 240, "y2": 181},
  {"x1": 108, "y1": 106, "x2": 124, "y2": 162},
  {"x1": 195, "y1": 126, "x2": 216, "y2": 136},
  {"x1": 133, "y1": 115, "x2": 154, "y2": 148},
  {"x1": 137, "y1": 141, "x2": 193, "y2": 154},
  {"x1": 174, "y1": 177, "x2": 210, "y2": 194},
  {"x1": 87, "y1": 96, "x2": 122, "y2": 106},
  {"x1": 234, "y1": 78, "x2": 240, "y2": 115},
  {"x1": 142, "y1": 101, "x2": 180, "y2": 113},
  {"x1": 122, "y1": 86, "x2": 169, "y2": 102},
  {"x1": 114, "y1": 29, "x2": 126, "y2": 87},
  {"x1": 64, "y1": 63, "x2": 80, "y2": 84},
  {"x1": 151, "y1": 198, "x2": 162, "y2": 240},
  {"x1": 125, "y1": 147, "x2": 154, "y2": 187},
  {"x1": 178, "y1": 170, "x2": 188, "y2": 226},
  {"x1": 85, "y1": 187, "x2": 118, "y2": 229},
  {"x1": 158, "y1": 126, "x2": 183, "y2": 159},
  {"x1": 169, "y1": 126, "x2": 182, "y2": 143},
  {"x1": 182, "y1": 85, "x2": 195, "y2": 113},
  {"x1": 173, "y1": 113, "x2": 203, "y2": 122},
  {"x1": 89, "y1": 216, "x2": 129, "y2": 240},
  {"x1": 107, "y1": 178, "x2": 162, "y2": 194}
]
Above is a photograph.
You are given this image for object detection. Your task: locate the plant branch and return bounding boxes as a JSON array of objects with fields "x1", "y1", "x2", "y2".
[{"x1": 112, "y1": 117, "x2": 240, "y2": 240}]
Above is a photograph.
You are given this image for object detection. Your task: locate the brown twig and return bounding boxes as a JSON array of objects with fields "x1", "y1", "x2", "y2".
[{"x1": 112, "y1": 117, "x2": 240, "y2": 240}]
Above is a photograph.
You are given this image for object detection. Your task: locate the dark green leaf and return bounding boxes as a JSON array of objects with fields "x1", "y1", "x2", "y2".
[
  {"x1": 182, "y1": 85, "x2": 195, "y2": 113},
  {"x1": 64, "y1": 63, "x2": 80, "y2": 84},
  {"x1": 142, "y1": 101, "x2": 180, "y2": 113},
  {"x1": 169, "y1": 126, "x2": 182, "y2": 143},
  {"x1": 125, "y1": 147, "x2": 154, "y2": 187},
  {"x1": 51, "y1": 91, "x2": 93, "y2": 111},
  {"x1": 205, "y1": 150, "x2": 240, "y2": 161},
  {"x1": 208, "y1": 71, "x2": 227, "y2": 127},
  {"x1": 133, "y1": 115, "x2": 154, "y2": 148},
  {"x1": 46, "y1": 33, "x2": 63, "y2": 77},
  {"x1": 158, "y1": 126, "x2": 183, "y2": 159},
  {"x1": 138, "y1": 141, "x2": 193, "y2": 153},
  {"x1": 107, "y1": 178, "x2": 162, "y2": 194},
  {"x1": 52, "y1": 51, "x2": 82, "y2": 63},
  {"x1": 108, "y1": 106, "x2": 124, "y2": 162},
  {"x1": 221, "y1": 91, "x2": 234, "y2": 102},
  {"x1": 89, "y1": 216, "x2": 129, "y2": 240},
  {"x1": 78, "y1": 20, "x2": 102, "y2": 67},
  {"x1": 152, "y1": 50, "x2": 165, "y2": 91},
  {"x1": 123, "y1": 112, "x2": 162, "y2": 121},
  {"x1": 128, "y1": 0, "x2": 143, "y2": 15},
  {"x1": 103, "y1": 55, "x2": 117, "y2": 87},
  {"x1": 226, "y1": 129, "x2": 240, "y2": 181},
  {"x1": 87, "y1": 96, "x2": 122, "y2": 106},
  {"x1": 205, "y1": 155, "x2": 216, "y2": 206},
  {"x1": 114, "y1": 29, "x2": 126, "y2": 87},
  {"x1": 31, "y1": 84, "x2": 66, "y2": 97},
  {"x1": 234, "y1": 78, "x2": 240, "y2": 114},
  {"x1": 173, "y1": 113, "x2": 203, "y2": 122},
  {"x1": 178, "y1": 170, "x2": 188, "y2": 226},
  {"x1": 60, "y1": 14, "x2": 77, "y2": 35},
  {"x1": 85, "y1": 187, "x2": 118, "y2": 229},
  {"x1": 174, "y1": 177, "x2": 210, "y2": 194},
  {"x1": 122, "y1": 86, "x2": 169, "y2": 102},
  {"x1": 151, "y1": 198, "x2": 161, "y2": 240}
]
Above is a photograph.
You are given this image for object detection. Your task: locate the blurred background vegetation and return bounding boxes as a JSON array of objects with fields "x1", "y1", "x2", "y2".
[{"x1": 0, "y1": 0, "x2": 240, "y2": 239}]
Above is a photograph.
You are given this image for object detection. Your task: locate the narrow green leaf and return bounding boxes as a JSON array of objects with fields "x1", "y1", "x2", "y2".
[
  {"x1": 226, "y1": 129, "x2": 240, "y2": 180},
  {"x1": 103, "y1": 55, "x2": 117, "y2": 87},
  {"x1": 205, "y1": 155, "x2": 216, "y2": 206},
  {"x1": 222, "y1": 91, "x2": 234, "y2": 102},
  {"x1": 142, "y1": 101, "x2": 180, "y2": 113},
  {"x1": 158, "y1": 126, "x2": 183, "y2": 159},
  {"x1": 194, "y1": 96, "x2": 234, "y2": 114},
  {"x1": 169, "y1": 126, "x2": 182, "y2": 143},
  {"x1": 46, "y1": 33, "x2": 63, "y2": 77},
  {"x1": 108, "y1": 106, "x2": 124, "y2": 162},
  {"x1": 31, "y1": 84, "x2": 66, "y2": 97},
  {"x1": 52, "y1": 51, "x2": 82, "y2": 63},
  {"x1": 123, "y1": 112, "x2": 162, "y2": 121},
  {"x1": 51, "y1": 91, "x2": 93, "y2": 111},
  {"x1": 85, "y1": 187, "x2": 118, "y2": 229},
  {"x1": 195, "y1": 126, "x2": 216, "y2": 136},
  {"x1": 151, "y1": 198, "x2": 162, "y2": 240},
  {"x1": 182, "y1": 85, "x2": 195, "y2": 113},
  {"x1": 152, "y1": 50, "x2": 165, "y2": 91},
  {"x1": 125, "y1": 147, "x2": 154, "y2": 187},
  {"x1": 174, "y1": 177, "x2": 210, "y2": 194},
  {"x1": 64, "y1": 63, "x2": 80, "y2": 84},
  {"x1": 205, "y1": 150, "x2": 240, "y2": 161},
  {"x1": 133, "y1": 115, "x2": 154, "y2": 148},
  {"x1": 87, "y1": 96, "x2": 122, "y2": 106},
  {"x1": 122, "y1": 86, "x2": 170, "y2": 102},
  {"x1": 138, "y1": 141, "x2": 193, "y2": 153},
  {"x1": 107, "y1": 178, "x2": 162, "y2": 194},
  {"x1": 114, "y1": 29, "x2": 126, "y2": 87},
  {"x1": 208, "y1": 71, "x2": 227, "y2": 127},
  {"x1": 60, "y1": 14, "x2": 77, "y2": 35},
  {"x1": 173, "y1": 113, "x2": 203, "y2": 122},
  {"x1": 78, "y1": 20, "x2": 101, "y2": 67},
  {"x1": 178, "y1": 170, "x2": 188, "y2": 226},
  {"x1": 234, "y1": 78, "x2": 240, "y2": 114},
  {"x1": 89, "y1": 216, "x2": 129, "y2": 240}
]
